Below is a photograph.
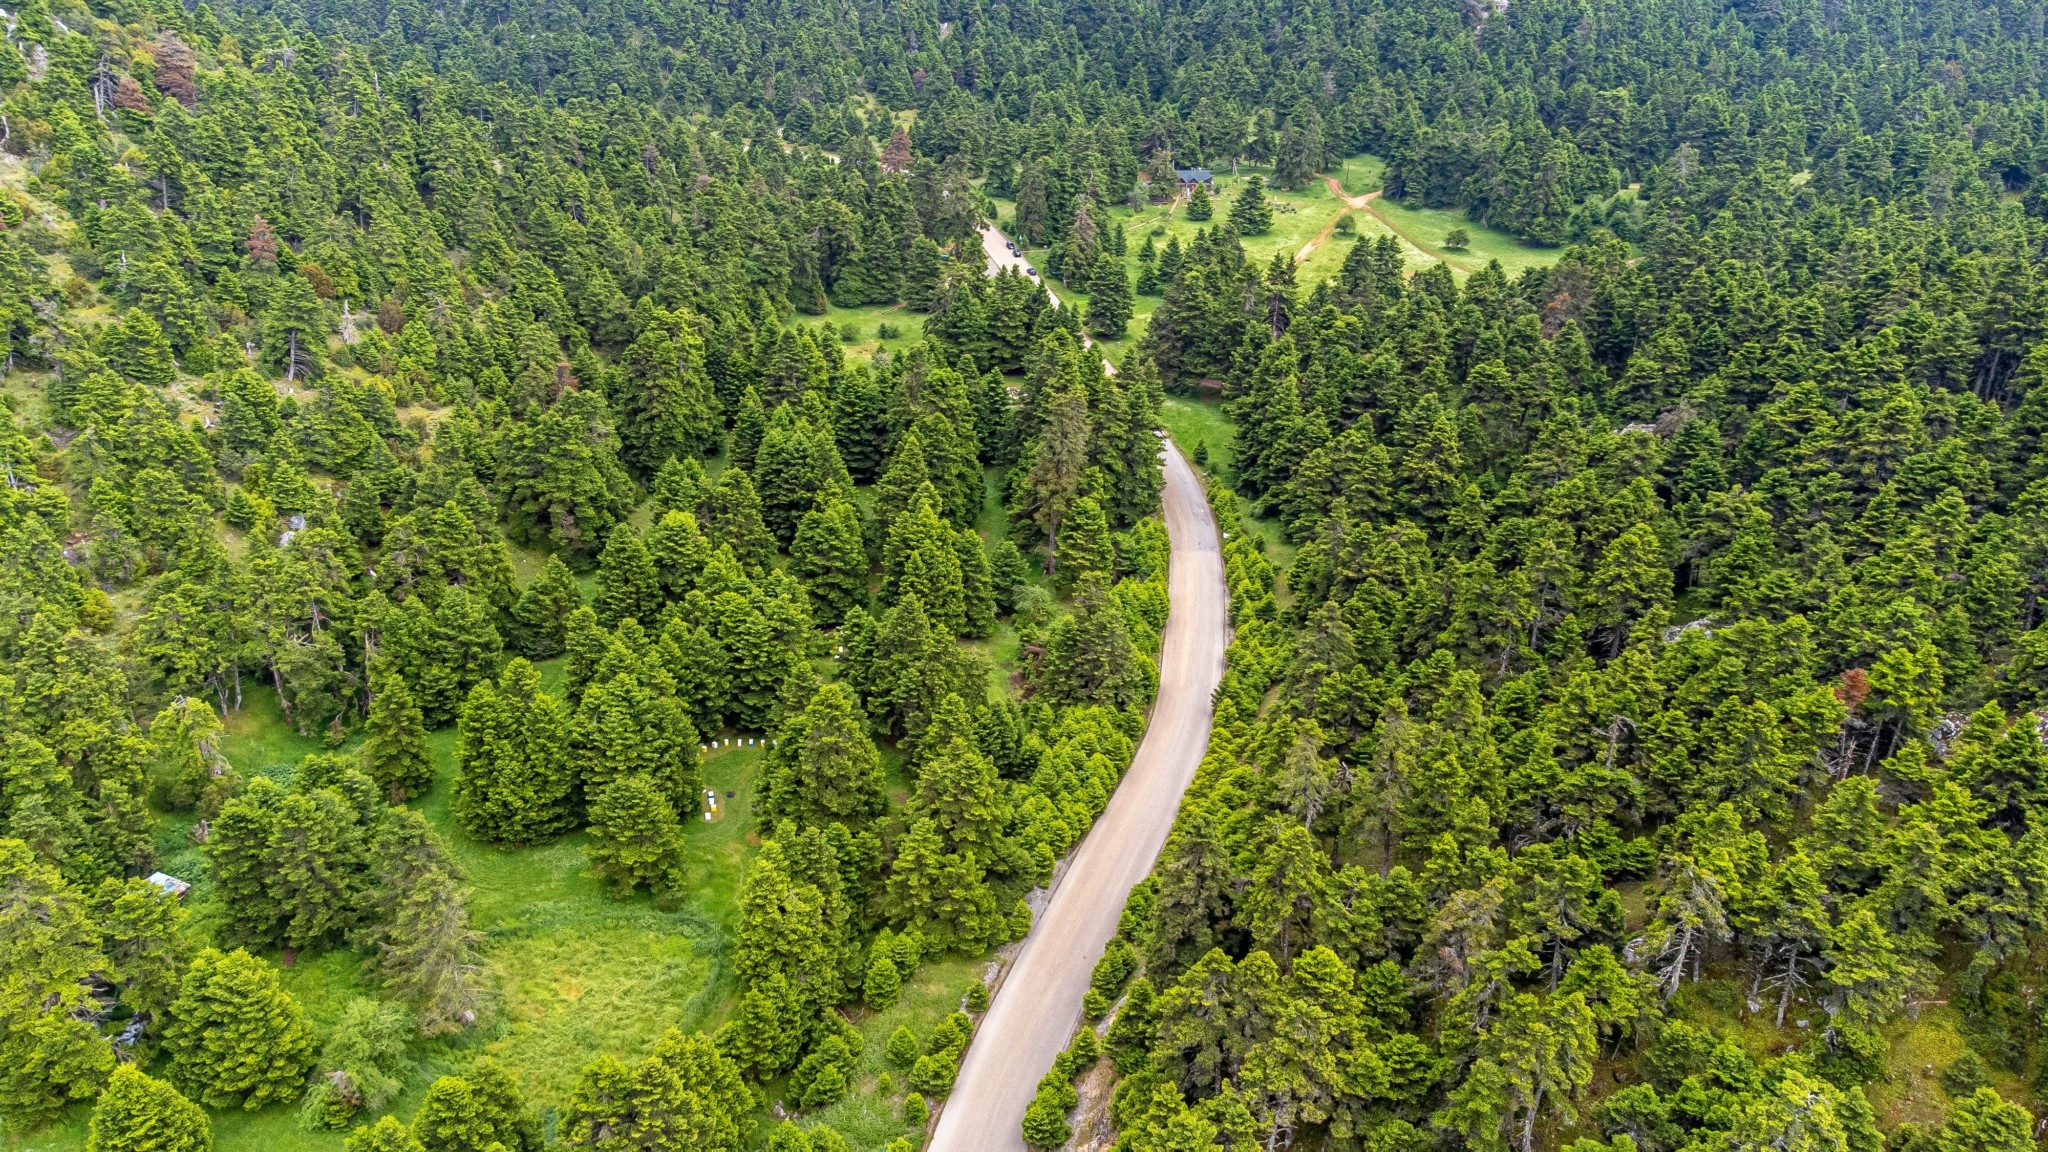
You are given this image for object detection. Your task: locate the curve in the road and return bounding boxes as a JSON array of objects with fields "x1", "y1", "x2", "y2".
[{"x1": 929, "y1": 436, "x2": 1228, "y2": 1152}]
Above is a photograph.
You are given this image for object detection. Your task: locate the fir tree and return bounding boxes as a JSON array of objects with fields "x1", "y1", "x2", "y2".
[
  {"x1": 345, "y1": 1117, "x2": 426, "y2": 1152},
  {"x1": 864, "y1": 954, "x2": 903, "y2": 1010},
  {"x1": 102, "y1": 311, "x2": 178, "y2": 388},
  {"x1": 163, "y1": 948, "x2": 316, "y2": 1109},
  {"x1": 587, "y1": 775, "x2": 687, "y2": 897},
  {"x1": 989, "y1": 539, "x2": 1032, "y2": 614},
  {"x1": 704, "y1": 468, "x2": 778, "y2": 574},
  {"x1": 86, "y1": 1065, "x2": 211, "y2": 1152},
  {"x1": 261, "y1": 276, "x2": 327, "y2": 383},
  {"x1": 0, "y1": 839, "x2": 115, "y2": 1129},
  {"x1": 409, "y1": 1059, "x2": 540, "y2": 1152},
  {"x1": 759, "y1": 683, "x2": 886, "y2": 830},
  {"x1": 886, "y1": 495, "x2": 969, "y2": 636},
  {"x1": 885, "y1": 818, "x2": 1002, "y2": 954},
  {"x1": 594, "y1": 524, "x2": 662, "y2": 628},
  {"x1": 957, "y1": 529, "x2": 997, "y2": 638},
  {"x1": 791, "y1": 499, "x2": 869, "y2": 621},
  {"x1": 562, "y1": 606, "x2": 610, "y2": 702},
  {"x1": 729, "y1": 840, "x2": 845, "y2": 1074},
  {"x1": 1053, "y1": 496, "x2": 1113, "y2": 592},
  {"x1": 451, "y1": 661, "x2": 576, "y2": 844},
  {"x1": 1228, "y1": 176, "x2": 1273, "y2": 235},
  {"x1": 362, "y1": 659, "x2": 433, "y2": 802},
  {"x1": 1012, "y1": 382, "x2": 1090, "y2": 574},
  {"x1": 1038, "y1": 575, "x2": 1150, "y2": 710},
  {"x1": 92, "y1": 875, "x2": 191, "y2": 1029},
  {"x1": 361, "y1": 810, "x2": 483, "y2": 1035},
  {"x1": 206, "y1": 777, "x2": 374, "y2": 951},
  {"x1": 1085, "y1": 254, "x2": 1134, "y2": 340},
  {"x1": 909, "y1": 694, "x2": 1012, "y2": 863},
  {"x1": 730, "y1": 387, "x2": 768, "y2": 468},
  {"x1": 646, "y1": 510, "x2": 712, "y2": 600},
  {"x1": 510, "y1": 554, "x2": 584, "y2": 659},
  {"x1": 576, "y1": 671, "x2": 700, "y2": 819}
]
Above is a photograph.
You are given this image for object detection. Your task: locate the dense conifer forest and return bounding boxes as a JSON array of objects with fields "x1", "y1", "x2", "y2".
[{"x1": 3, "y1": 0, "x2": 2048, "y2": 1145}]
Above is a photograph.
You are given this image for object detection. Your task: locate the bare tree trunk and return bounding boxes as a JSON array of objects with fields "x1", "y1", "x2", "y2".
[{"x1": 1777, "y1": 951, "x2": 1801, "y2": 1027}]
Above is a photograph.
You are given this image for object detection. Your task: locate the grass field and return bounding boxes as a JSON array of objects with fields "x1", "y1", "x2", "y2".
[
  {"x1": 1158, "y1": 394, "x2": 1239, "y2": 480},
  {"x1": 800, "y1": 301, "x2": 929, "y2": 362},
  {"x1": 978, "y1": 155, "x2": 1565, "y2": 369}
]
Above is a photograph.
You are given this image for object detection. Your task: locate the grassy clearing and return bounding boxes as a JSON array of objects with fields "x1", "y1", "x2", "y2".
[
  {"x1": 983, "y1": 155, "x2": 1566, "y2": 364},
  {"x1": 1333, "y1": 155, "x2": 1565, "y2": 279},
  {"x1": 1656, "y1": 971, "x2": 2026, "y2": 1138},
  {"x1": 7, "y1": 671, "x2": 766, "y2": 1152},
  {"x1": 1363, "y1": 195, "x2": 1562, "y2": 280},
  {"x1": 990, "y1": 162, "x2": 1367, "y2": 361},
  {"x1": 798, "y1": 302, "x2": 928, "y2": 361},
  {"x1": 416, "y1": 726, "x2": 763, "y2": 1114},
  {"x1": 1159, "y1": 395, "x2": 1238, "y2": 480}
]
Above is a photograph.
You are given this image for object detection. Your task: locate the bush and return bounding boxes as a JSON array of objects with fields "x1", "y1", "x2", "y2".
[
  {"x1": 902, "y1": 1092, "x2": 929, "y2": 1128},
  {"x1": 1008, "y1": 899, "x2": 1033, "y2": 940},
  {"x1": 1067, "y1": 1026, "x2": 1101, "y2": 1067},
  {"x1": 299, "y1": 998, "x2": 414, "y2": 1129},
  {"x1": 1943, "y1": 1051, "x2": 1993, "y2": 1098},
  {"x1": 879, "y1": 928, "x2": 922, "y2": 976},
  {"x1": 1082, "y1": 989, "x2": 1111, "y2": 1020},
  {"x1": 790, "y1": 1034, "x2": 857, "y2": 1110},
  {"x1": 839, "y1": 322, "x2": 861, "y2": 343},
  {"x1": 1807, "y1": 1023, "x2": 1889, "y2": 1090},
  {"x1": 1090, "y1": 938, "x2": 1136, "y2": 1000},
  {"x1": 1022, "y1": 1083, "x2": 1075, "y2": 1148},
  {"x1": 863, "y1": 955, "x2": 902, "y2": 1010},
  {"x1": 164, "y1": 948, "x2": 317, "y2": 1109},
  {"x1": 1443, "y1": 227, "x2": 1471, "y2": 249},
  {"x1": 876, "y1": 322, "x2": 902, "y2": 340},
  {"x1": 965, "y1": 980, "x2": 990, "y2": 1013},
  {"x1": 88, "y1": 1066, "x2": 211, "y2": 1152},
  {"x1": 886, "y1": 1026, "x2": 921, "y2": 1069},
  {"x1": 908, "y1": 1053, "x2": 956, "y2": 1097}
]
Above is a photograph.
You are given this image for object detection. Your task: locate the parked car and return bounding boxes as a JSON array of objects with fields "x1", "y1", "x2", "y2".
[{"x1": 1025, "y1": 265, "x2": 1037, "y2": 276}]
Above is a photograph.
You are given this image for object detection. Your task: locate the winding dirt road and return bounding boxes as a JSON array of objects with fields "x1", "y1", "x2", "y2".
[
  {"x1": 928, "y1": 430, "x2": 1228, "y2": 1151},
  {"x1": 1321, "y1": 174, "x2": 1479, "y2": 272}
]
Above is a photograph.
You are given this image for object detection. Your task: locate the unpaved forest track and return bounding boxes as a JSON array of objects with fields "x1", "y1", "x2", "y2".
[
  {"x1": 927, "y1": 368, "x2": 1228, "y2": 1150},
  {"x1": 1323, "y1": 173, "x2": 1480, "y2": 272}
]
